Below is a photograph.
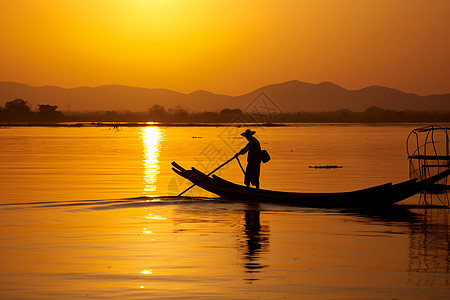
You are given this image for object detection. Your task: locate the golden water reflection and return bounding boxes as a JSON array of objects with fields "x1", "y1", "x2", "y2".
[
  {"x1": 141, "y1": 127, "x2": 164, "y2": 195},
  {"x1": 241, "y1": 204, "x2": 270, "y2": 280},
  {"x1": 408, "y1": 208, "x2": 450, "y2": 287},
  {"x1": 145, "y1": 213, "x2": 167, "y2": 220}
]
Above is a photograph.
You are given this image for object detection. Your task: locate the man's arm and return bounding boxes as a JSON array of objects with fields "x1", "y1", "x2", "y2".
[{"x1": 235, "y1": 139, "x2": 253, "y2": 157}]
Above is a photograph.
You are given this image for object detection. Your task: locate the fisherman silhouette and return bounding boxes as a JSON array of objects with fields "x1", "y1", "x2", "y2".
[{"x1": 235, "y1": 129, "x2": 262, "y2": 190}]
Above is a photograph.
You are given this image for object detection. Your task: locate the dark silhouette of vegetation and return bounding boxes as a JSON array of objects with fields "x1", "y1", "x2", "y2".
[
  {"x1": 0, "y1": 99, "x2": 63, "y2": 122},
  {"x1": 62, "y1": 107, "x2": 247, "y2": 123},
  {"x1": 38, "y1": 104, "x2": 64, "y2": 122},
  {"x1": 148, "y1": 105, "x2": 167, "y2": 120},
  {"x1": 1, "y1": 99, "x2": 32, "y2": 121},
  {"x1": 0, "y1": 99, "x2": 449, "y2": 124},
  {"x1": 57, "y1": 105, "x2": 450, "y2": 123}
]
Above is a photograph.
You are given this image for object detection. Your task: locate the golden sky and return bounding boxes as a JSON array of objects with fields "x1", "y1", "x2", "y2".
[{"x1": 0, "y1": 0, "x2": 449, "y2": 95}]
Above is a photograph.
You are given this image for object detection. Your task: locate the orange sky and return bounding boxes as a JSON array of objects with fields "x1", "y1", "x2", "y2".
[{"x1": 0, "y1": 0, "x2": 449, "y2": 96}]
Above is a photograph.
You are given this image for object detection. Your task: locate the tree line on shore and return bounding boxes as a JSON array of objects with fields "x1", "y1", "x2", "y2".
[
  {"x1": 0, "y1": 99, "x2": 449, "y2": 123},
  {"x1": 0, "y1": 99, "x2": 63, "y2": 122}
]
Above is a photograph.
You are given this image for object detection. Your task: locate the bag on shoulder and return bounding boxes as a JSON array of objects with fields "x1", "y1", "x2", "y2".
[{"x1": 260, "y1": 150, "x2": 271, "y2": 163}]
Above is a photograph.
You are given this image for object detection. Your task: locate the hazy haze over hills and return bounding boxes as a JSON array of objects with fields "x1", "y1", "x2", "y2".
[{"x1": 0, "y1": 81, "x2": 448, "y2": 112}]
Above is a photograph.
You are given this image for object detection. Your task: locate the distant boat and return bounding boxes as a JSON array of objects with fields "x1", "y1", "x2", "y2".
[{"x1": 172, "y1": 162, "x2": 450, "y2": 208}]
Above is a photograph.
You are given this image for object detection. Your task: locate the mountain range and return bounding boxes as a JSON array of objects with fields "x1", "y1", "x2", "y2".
[{"x1": 0, "y1": 81, "x2": 449, "y2": 112}]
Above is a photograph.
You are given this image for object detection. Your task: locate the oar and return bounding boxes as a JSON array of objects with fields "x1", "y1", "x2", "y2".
[
  {"x1": 236, "y1": 156, "x2": 246, "y2": 175},
  {"x1": 177, "y1": 156, "x2": 236, "y2": 197}
]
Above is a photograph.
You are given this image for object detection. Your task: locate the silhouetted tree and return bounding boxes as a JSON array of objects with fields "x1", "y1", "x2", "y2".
[
  {"x1": 3, "y1": 99, "x2": 32, "y2": 121},
  {"x1": 38, "y1": 104, "x2": 63, "y2": 122},
  {"x1": 220, "y1": 108, "x2": 244, "y2": 121},
  {"x1": 148, "y1": 105, "x2": 167, "y2": 121},
  {"x1": 171, "y1": 105, "x2": 188, "y2": 121},
  {"x1": 5, "y1": 99, "x2": 30, "y2": 113},
  {"x1": 149, "y1": 104, "x2": 166, "y2": 114}
]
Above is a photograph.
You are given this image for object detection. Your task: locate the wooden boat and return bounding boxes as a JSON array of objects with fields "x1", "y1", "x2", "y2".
[{"x1": 172, "y1": 162, "x2": 450, "y2": 208}]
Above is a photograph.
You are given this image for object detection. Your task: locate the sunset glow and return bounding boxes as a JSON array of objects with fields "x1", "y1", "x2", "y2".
[
  {"x1": 0, "y1": 0, "x2": 449, "y2": 95},
  {"x1": 141, "y1": 127, "x2": 164, "y2": 194},
  {"x1": 1, "y1": 1, "x2": 449, "y2": 297}
]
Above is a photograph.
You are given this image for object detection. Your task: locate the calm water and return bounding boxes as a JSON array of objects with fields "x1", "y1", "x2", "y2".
[{"x1": 0, "y1": 124, "x2": 449, "y2": 299}]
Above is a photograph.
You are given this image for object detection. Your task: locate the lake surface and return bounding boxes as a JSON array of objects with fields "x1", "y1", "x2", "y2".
[{"x1": 0, "y1": 124, "x2": 449, "y2": 299}]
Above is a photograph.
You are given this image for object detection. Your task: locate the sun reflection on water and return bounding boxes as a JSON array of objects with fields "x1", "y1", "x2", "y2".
[
  {"x1": 142, "y1": 227, "x2": 153, "y2": 234},
  {"x1": 141, "y1": 127, "x2": 164, "y2": 195},
  {"x1": 145, "y1": 213, "x2": 167, "y2": 220}
]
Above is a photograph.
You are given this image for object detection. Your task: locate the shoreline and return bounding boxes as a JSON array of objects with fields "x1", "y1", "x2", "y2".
[
  {"x1": 1, "y1": 121, "x2": 450, "y2": 128},
  {"x1": 0, "y1": 122, "x2": 288, "y2": 128}
]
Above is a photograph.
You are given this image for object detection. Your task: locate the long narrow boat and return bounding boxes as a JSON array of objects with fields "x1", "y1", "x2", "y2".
[{"x1": 172, "y1": 162, "x2": 450, "y2": 208}]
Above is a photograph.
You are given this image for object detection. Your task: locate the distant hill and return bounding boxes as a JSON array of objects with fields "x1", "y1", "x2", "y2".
[
  {"x1": 0, "y1": 82, "x2": 234, "y2": 112},
  {"x1": 0, "y1": 80, "x2": 449, "y2": 112},
  {"x1": 234, "y1": 81, "x2": 450, "y2": 112}
]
